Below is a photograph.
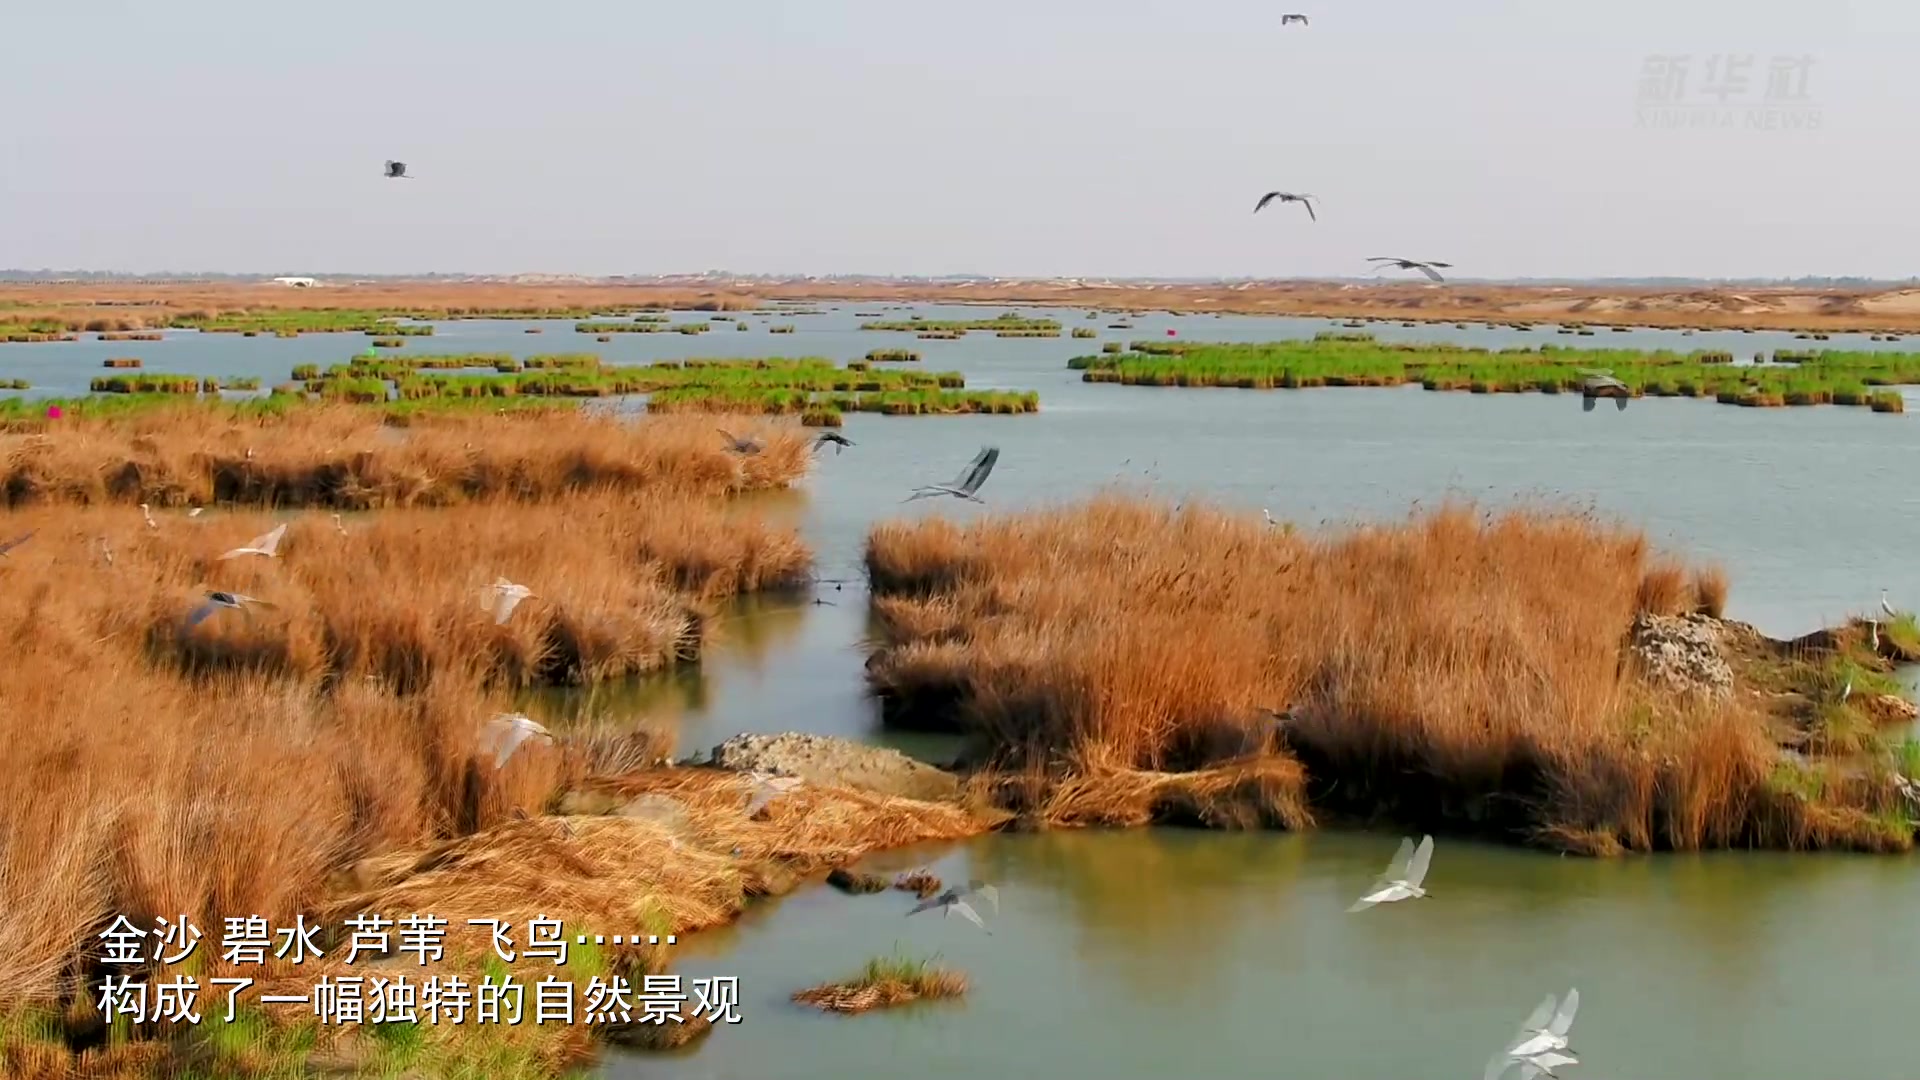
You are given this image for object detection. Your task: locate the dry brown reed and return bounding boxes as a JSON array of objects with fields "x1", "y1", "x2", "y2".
[
  {"x1": 790, "y1": 954, "x2": 968, "y2": 1014},
  {"x1": 863, "y1": 496, "x2": 1910, "y2": 854},
  {"x1": 0, "y1": 407, "x2": 813, "y2": 509}
]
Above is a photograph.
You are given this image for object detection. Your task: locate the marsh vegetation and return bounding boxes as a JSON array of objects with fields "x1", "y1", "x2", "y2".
[
  {"x1": 864, "y1": 497, "x2": 1917, "y2": 855},
  {"x1": 1070, "y1": 337, "x2": 1913, "y2": 413}
]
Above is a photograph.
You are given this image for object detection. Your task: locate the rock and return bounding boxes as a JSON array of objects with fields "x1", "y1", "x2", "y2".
[
  {"x1": 1862, "y1": 693, "x2": 1919, "y2": 727},
  {"x1": 707, "y1": 732, "x2": 962, "y2": 802},
  {"x1": 826, "y1": 867, "x2": 890, "y2": 894},
  {"x1": 1628, "y1": 612, "x2": 1734, "y2": 700}
]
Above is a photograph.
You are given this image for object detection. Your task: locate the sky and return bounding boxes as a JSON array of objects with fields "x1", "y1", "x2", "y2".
[{"x1": 2, "y1": 0, "x2": 1913, "y2": 279}]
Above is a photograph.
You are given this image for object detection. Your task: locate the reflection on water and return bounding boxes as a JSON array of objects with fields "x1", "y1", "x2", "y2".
[{"x1": 611, "y1": 829, "x2": 1920, "y2": 1080}]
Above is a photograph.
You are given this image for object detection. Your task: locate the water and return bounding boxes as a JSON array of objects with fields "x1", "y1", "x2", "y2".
[{"x1": 7, "y1": 304, "x2": 1919, "y2": 1079}]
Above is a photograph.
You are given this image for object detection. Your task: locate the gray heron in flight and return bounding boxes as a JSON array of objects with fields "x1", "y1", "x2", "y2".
[
  {"x1": 1280, "y1": 12, "x2": 1309, "y2": 25},
  {"x1": 384, "y1": 160, "x2": 411, "y2": 179},
  {"x1": 1366, "y1": 257, "x2": 1452, "y2": 282},
  {"x1": 1254, "y1": 191, "x2": 1317, "y2": 221},
  {"x1": 906, "y1": 446, "x2": 1000, "y2": 503},
  {"x1": 813, "y1": 430, "x2": 855, "y2": 455},
  {"x1": 718, "y1": 429, "x2": 763, "y2": 455},
  {"x1": 1579, "y1": 371, "x2": 1631, "y2": 412},
  {"x1": 906, "y1": 879, "x2": 999, "y2": 933},
  {"x1": 186, "y1": 591, "x2": 274, "y2": 629},
  {"x1": 741, "y1": 771, "x2": 804, "y2": 816}
]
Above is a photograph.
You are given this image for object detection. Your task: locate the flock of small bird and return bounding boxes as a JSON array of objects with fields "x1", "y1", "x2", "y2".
[{"x1": 1349, "y1": 836, "x2": 1585, "y2": 1079}]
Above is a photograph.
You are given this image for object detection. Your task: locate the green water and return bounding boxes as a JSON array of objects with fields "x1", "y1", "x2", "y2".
[{"x1": 9, "y1": 304, "x2": 1919, "y2": 1078}]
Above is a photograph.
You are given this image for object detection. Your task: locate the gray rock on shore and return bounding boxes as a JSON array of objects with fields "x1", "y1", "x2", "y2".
[
  {"x1": 1629, "y1": 612, "x2": 1735, "y2": 700},
  {"x1": 707, "y1": 732, "x2": 962, "y2": 803}
]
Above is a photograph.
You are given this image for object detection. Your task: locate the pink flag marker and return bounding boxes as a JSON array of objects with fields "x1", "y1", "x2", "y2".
[{"x1": 45, "y1": 405, "x2": 63, "y2": 419}]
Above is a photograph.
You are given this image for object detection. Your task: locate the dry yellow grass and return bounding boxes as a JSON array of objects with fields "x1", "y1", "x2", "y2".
[
  {"x1": 863, "y1": 496, "x2": 1912, "y2": 854},
  {"x1": 0, "y1": 406, "x2": 812, "y2": 508}
]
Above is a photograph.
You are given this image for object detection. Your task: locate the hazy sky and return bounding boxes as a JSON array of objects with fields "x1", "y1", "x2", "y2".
[{"x1": 3, "y1": 0, "x2": 1912, "y2": 278}]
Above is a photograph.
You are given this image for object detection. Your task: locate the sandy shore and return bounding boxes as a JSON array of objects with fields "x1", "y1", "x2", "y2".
[{"x1": 8, "y1": 279, "x2": 1920, "y2": 334}]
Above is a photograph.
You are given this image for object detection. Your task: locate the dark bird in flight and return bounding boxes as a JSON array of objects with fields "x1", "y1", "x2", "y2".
[
  {"x1": 718, "y1": 429, "x2": 763, "y2": 455},
  {"x1": 1254, "y1": 191, "x2": 1317, "y2": 221},
  {"x1": 813, "y1": 430, "x2": 855, "y2": 455},
  {"x1": 383, "y1": 160, "x2": 411, "y2": 180},
  {"x1": 907, "y1": 446, "x2": 1000, "y2": 503},
  {"x1": 1367, "y1": 257, "x2": 1453, "y2": 282},
  {"x1": 1579, "y1": 371, "x2": 1631, "y2": 412},
  {"x1": 1281, "y1": 13, "x2": 1309, "y2": 25}
]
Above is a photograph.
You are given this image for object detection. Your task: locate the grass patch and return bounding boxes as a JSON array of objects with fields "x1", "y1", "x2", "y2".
[
  {"x1": 791, "y1": 952, "x2": 968, "y2": 1014},
  {"x1": 862, "y1": 313, "x2": 1060, "y2": 334},
  {"x1": 1068, "y1": 338, "x2": 1920, "y2": 416}
]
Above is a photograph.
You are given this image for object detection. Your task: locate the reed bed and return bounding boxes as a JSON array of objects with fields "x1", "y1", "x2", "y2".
[
  {"x1": 865, "y1": 348, "x2": 921, "y2": 363},
  {"x1": 97, "y1": 332, "x2": 163, "y2": 342},
  {"x1": 0, "y1": 499, "x2": 990, "y2": 1074},
  {"x1": 1071, "y1": 340, "x2": 1916, "y2": 413},
  {"x1": 0, "y1": 405, "x2": 814, "y2": 508},
  {"x1": 863, "y1": 497, "x2": 1913, "y2": 854}
]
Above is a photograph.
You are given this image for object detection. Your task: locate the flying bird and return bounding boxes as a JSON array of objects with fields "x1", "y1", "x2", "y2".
[
  {"x1": 1505, "y1": 990, "x2": 1581, "y2": 1061},
  {"x1": 1281, "y1": 13, "x2": 1309, "y2": 25},
  {"x1": 482, "y1": 578, "x2": 535, "y2": 625},
  {"x1": 1366, "y1": 257, "x2": 1453, "y2": 282},
  {"x1": 383, "y1": 160, "x2": 411, "y2": 180},
  {"x1": 1580, "y1": 372, "x2": 1631, "y2": 412},
  {"x1": 1347, "y1": 834, "x2": 1435, "y2": 911},
  {"x1": 907, "y1": 879, "x2": 999, "y2": 933},
  {"x1": 1496, "y1": 1049, "x2": 1580, "y2": 1080},
  {"x1": 1253, "y1": 191, "x2": 1317, "y2": 221},
  {"x1": 813, "y1": 430, "x2": 855, "y2": 455},
  {"x1": 186, "y1": 507, "x2": 204, "y2": 519},
  {"x1": 0, "y1": 531, "x2": 33, "y2": 557},
  {"x1": 906, "y1": 445, "x2": 1000, "y2": 503},
  {"x1": 741, "y1": 771, "x2": 804, "y2": 816},
  {"x1": 217, "y1": 522, "x2": 287, "y2": 561},
  {"x1": 480, "y1": 713, "x2": 553, "y2": 769},
  {"x1": 718, "y1": 429, "x2": 763, "y2": 455},
  {"x1": 186, "y1": 591, "x2": 274, "y2": 629}
]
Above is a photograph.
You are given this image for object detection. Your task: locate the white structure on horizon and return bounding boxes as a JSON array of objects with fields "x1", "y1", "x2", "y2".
[{"x1": 271, "y1": 276, "x2": 316, "y2": 288}]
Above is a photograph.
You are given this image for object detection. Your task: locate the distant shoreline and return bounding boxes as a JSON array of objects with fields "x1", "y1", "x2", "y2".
[{"x1": 8, "y1": 278, "x2": 1920, "y2": 333}]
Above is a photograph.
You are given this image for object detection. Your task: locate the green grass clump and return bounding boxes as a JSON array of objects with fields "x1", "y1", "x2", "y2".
[
  {"x1": 90, "y1": 373, "x2": 205, "y2": 395},
  {"x1": 866, "y1": 348, "x2": 921, "y2": 363},
  {"x1": 1071, "y1": 338, "x2": 1920, "y2": 418},
  {"x1": 574, "y1": 320, "x2": 711, "y2": 335},
  {"x1": 863, "y1": 313, "x2": 1060, "y2": 334}
]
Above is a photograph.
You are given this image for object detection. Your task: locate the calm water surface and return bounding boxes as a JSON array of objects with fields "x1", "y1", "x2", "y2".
[{"x1": 7, "y1": 305, "x2": 1919, "y2": 1079}]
